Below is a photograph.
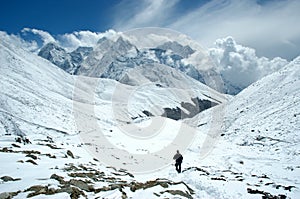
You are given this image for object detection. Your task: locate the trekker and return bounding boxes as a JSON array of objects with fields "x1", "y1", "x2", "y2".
[{"x1": 173, "y1": 150, "x2": 183, "y2": 173}]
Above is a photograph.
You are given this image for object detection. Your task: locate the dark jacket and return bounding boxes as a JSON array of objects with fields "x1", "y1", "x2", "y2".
[{"x1": 173, "y1": 153, "x2": 183, "y2": 163}]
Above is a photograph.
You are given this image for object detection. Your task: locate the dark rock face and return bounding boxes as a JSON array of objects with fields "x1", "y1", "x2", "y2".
[
  {"x1": 38, "y1": 43, "x2": 92, "y2": 74},
  {"x1": 247, "y1": 188, "x2": 287, "y2": 199},
  {"x1": 157, "y1": 41, "x2": 195, "y2": 58},
  {"x1": 162, "y1": 97, "x2": 218, "y2": 120},
  {"x1": 70, "y1": 47, "x2": 93, "y2": 65},
  {"x1": 70, "y1": 47, "x2": 93, "y2": 74},
  {"x1": 78, "y1": 36, "x2": 138, "y2": 77},
  {"x1": 38, "y1": 43, "x2": 72, "y2": 71},
  {"x1": 0, "y1": 176, "x2": 21, "y2": 182}
]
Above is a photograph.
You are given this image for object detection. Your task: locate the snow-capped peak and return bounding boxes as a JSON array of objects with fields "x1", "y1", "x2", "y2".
[{"x1": 156, "y1": 41, "x2": 195, "y2": 58}]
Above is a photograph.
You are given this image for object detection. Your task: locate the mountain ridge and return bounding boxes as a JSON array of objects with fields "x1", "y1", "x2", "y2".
[
  {"x1": 0, "y1": 30, "x2": 299, "y2": 198},
  {"x1": 38, "y1": 36, "x2": 226, "y2": 94}
]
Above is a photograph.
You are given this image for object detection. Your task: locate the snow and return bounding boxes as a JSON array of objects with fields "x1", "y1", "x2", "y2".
[
  {"x1": 0, "y1": 31, "x2": 299, "y2": 198},
  {"x1": 184, "y1": 56, "x2": 300, "y2": 198}
]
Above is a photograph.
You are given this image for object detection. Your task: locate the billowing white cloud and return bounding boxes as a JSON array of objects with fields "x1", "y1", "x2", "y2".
[
  {"x1": 22, "y1": 28, "x2": 56, "y2": 46},
  {"x1": 58, "y1": 29, "x2": 118, "y2": 51},
  {"x1": 113, "y1": 0, "x2": 300, "y2": 60},
  {"x1": 19, "y1": 28, "x2": 121, "y2": 52},
  {"x1": 169, "y1": 0, "x2": 300, "y2": 60},
  {"x1": 209, "y1": 36, "x2": 288, "y2": 93},
  {"x1": 0, "y1": 31, "x2": 39, "y2": 52}
]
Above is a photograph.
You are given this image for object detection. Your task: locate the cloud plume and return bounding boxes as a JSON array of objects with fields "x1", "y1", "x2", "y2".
[
  {"x1": 113, "y1": 0, "x2": 300, "y2": 60},
  {"x1": 209, "y1": 36, "x2": 288, "y2": 93}
]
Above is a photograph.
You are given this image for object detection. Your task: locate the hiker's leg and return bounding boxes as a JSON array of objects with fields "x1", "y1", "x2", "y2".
[
  {"x1": 175, "y1": 162, "x2": 179, "y2": 172},
  {"x1": 178, "y1": 163, "x2": 181, "y2": 173}
]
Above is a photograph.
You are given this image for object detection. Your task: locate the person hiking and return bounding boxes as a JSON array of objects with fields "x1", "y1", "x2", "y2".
[{"x1": 173, "y1": 150, "x2": 183, "y2": 173}]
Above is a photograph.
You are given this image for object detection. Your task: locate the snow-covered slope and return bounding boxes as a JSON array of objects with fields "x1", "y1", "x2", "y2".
[
  {"x1": 184, "y1": 56, "x2": 300, "y2": 198},
  {"x1": 0, "y1": 36, "x2": 229, "y2": 198},
  {"x1": 1, "y1": 31, "x2": 299, "y2": 198},
  {"x1": 0, "y1": 39, "x2": 76, "y2": 134}
]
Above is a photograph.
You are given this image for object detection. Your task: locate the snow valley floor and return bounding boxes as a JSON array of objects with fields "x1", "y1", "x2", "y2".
[{"x1": 0, "y1": 30, "x2": 300, "y2": 198}]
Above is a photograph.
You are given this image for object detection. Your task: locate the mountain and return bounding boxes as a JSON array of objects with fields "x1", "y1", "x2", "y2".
[
  {"x1": 38, "y1": 42, "x2": 93, "y2": 74},
  {"x1": 0, "y1": 30, "x2": 230, "y2": 198},
  {"x1": 1, "y1": 31, "x2": 299, "y2": 198},
  {"x1": 38, "y1": 42, "x2": 73, "y2": 72},
  {"x1": 78, "y1": 36, "x2": 138, "y2": 77},
  {"x1": 184, "y1": 56, "x2": 300, "y2": 198},
  {"x1": 37, "y1": 36, "x2": 225, "y2": 93},
  {"x1": 0, "y1": 35, "x2": 226, "y2": 131},
  {"x1": 156, "y1": 41, "x2": 195, "y2": 58},
  {"x1": 69, "y1": 46, "x2": 93, "y2": 74}
]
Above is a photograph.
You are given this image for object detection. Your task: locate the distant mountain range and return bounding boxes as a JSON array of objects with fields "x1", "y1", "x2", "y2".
[
  {"x1": 0, "y1": 29, "x2": 299, "y2": 198},
  {"x1": 38, "y1": 36, "x2": 236, "y2": 94}
]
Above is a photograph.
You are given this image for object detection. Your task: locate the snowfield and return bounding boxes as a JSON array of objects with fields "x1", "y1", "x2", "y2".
[{"x1": 0, "y1": 32, "x2": 300, "y2": 199}]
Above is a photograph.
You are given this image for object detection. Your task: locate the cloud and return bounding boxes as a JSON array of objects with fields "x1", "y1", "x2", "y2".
[
  {"x1": 113, "y1": 0, "x2": 179, "y2": 30},
  {"x1": 22, "y1": 28, "x2": 56, "y2": 46},
  {"x1": 20, "y1": 28, "x2": 121, "y2": 52},
  {"x1": 169, "y1": 0, "x2": 300, "y2": 60},
  {"x1": 57, "y1": 29, "x2": 118, "y2": 51},
  {"x1": 0, "y1": 31, "x2": 39, "y2": 52},
  {"x1": 209, "y1": 36, "x2": 288, "y2": 93},
  {"x1": 113, "y1": 0, "x2": 300, "y2": 60}
]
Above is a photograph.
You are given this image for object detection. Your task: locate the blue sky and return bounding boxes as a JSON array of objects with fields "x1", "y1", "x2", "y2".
[
  {"x1": 0, "y1": 0, "x2": 299, "y2": 60},
  {"x1": 0, "y1": 0, "x2": 209, "y2": 34},
  {"x1": 0, "y1": 0, "x2": 121, "y2": 34}
]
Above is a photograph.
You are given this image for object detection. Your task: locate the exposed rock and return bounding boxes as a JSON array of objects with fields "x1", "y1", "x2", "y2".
[
  {"x1": 50, "y1": 174, "x2": 65, "y2": 184},
  {"x1": 63, "y1": 164, "x2": 81, "y2": 172},
  {"x1": 67, "y1": 150, "x2": 75, "y2": 158},
  {"x1": 38, "y1": 43, "x2": 73, "y2": 72},
  {"x1": 25, "y1": 154, "x2": 38, "y2": 160},
  {"x1": 162, "y1": 98, "x2": 218, "y2": 120},
  {"x1": 15, "y1": 137, "x2": 22, "y2": 143},
  {"x1": 45, "y1": 143, "x2": 62, "y2": 149},
  {"x1": 68, "y1": 171, "x2": 105, "y2": 181},
  {"x1": 247, "y1": 188, "x2": 287, "y2": 199},
  {"x1": 22, "y1": 150, "x2": 41, "y2": 155},
  {"x1": 0, "y1": 192, "x2": 12, "y2": 199},
  {"x1": 15, "y1": 137, "x2": 31, "y2": 144},
  {"x1": 11, "y1": 143, "x2": 20, "y2": 148},
  {"x1": 157, "y1": 41, "x2": 195, "y2": 58},
  {"x1": 0, "y1": 191, "x2": 21, "y2": 199},
  {"x1": 0, "y1": 176, "x2": 21, "y2": 182},
  {"x1": 182, "y1": 166, "x2": 210, "y2": 175},
  {"x1": 142, "y1": 110, "x2": 153, "y2": 117},
  {"x1": 45, "y1": 153, "x2": 56, "y2": 158},
  {"x1": 24, "y1": 184, "x2": 85, "y2": 199},
  {"x1": 26, "y1": 185, "x2": 49, "y2": 197},
  {"x1": 162, "y1": 107, "x2": 182, "y2": 120},
  {"x1": 62, "y1": 187, "x2": 86, "y2": 199},
  {"x1": 0, "y1": 147, "x2": 11, "y2": 153},
  {"x1": 121, "y1": 189, "x2": 127, "y2": 199},
  {"x1": 69, "y1": 179, "x2": 94, "y2": 192},
  {"x1": 211, "y1": 177, "x2": 227, "y2": 181},
  {"x1": 25, "y1": 159, "x2": 38, "y2": 165},
  {"x1": 160, "y1": 189, "x2": 193, "y2": 199},
  {"x1": 128, "y1": 178, "x2": 194, "y2": 196}
]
